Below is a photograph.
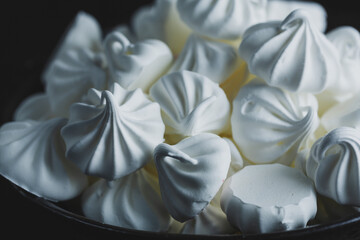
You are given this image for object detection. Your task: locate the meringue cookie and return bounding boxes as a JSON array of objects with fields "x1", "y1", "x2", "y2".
[
  {"x1": 45, "y1": 48, "x2": 107, "y2": 117},
  {"x1": 61, "y1": 83, "x2": 165, "y2": 180},
  {"x1": 231, "y1": 79, "x2": 319, "y2": 165},
  {"x1": 154, "y1": 133, "x2": 231, "y2": 222},
  {"x1": 132, "y1": 0, "x2": 192, "y2": 55},
  {"x1": 103, "y1": 30, "x2": 173, "y2": 92},
  {"x1": 82, "y1": 169, "x2": 171, "y2": 231},
  {"x1": 149, "y1": 71, "x2": 230, "y2": 143},
  {"x1": 306, "y1": 127, "x2": 360, "y2": 206},
  {"x1": 0, "y1": 118, "x2": 88, "y2": 201},
  {"x1": 43, "y1": 11, "x2": 102, "y2": 83},
  {"x1": 327, "y1": 26, "x2": 360, "y2": 93},
  {"x1": 239, "y1": 9, "x2": 340, "y2": 93},
  {"x1": 180, "y1": 191, "x2": 236, "y2": 235},
  {"x1": 317, "y1": 26, "x2": 360, "y2": 110},
  {"x1": 267, "y1": 0, "x2": 327, "y2": 32},
  {"x1": 176, "y1": 0, "x2": 267, "y2": 40},
  {"x1": 14, "y1": 93, "x2": 53, "y2": 121},
  {"x1": 221, "y1": 164, "x2": 317, "y2": 234},
  {"x1": 223, "y1": 137, "x2": 244, "y2": 178},
  {"x1": 321, "y1": 94, "x2": 360, "y2": 132},
  {"x1": 168, "y1": 34, "x2": 240, "y2": 84}
]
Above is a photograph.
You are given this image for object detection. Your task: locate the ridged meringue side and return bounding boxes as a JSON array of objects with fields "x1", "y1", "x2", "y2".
[
  {"x1": 176, "y1": 0, "x2": 267, "y2": 40},
  {"x1": 43, "y1": 11, "x2": 102, "y2": 83},
  {"x1": 13, "y1": 93, "x2": 54, "y2": 121},
  {"x1": 149, "y1": 71, "x2": 230, "y2": 143},
  {"x1": 61, "y1": 83, "x2": 165, "y2": 180},
  {"x1": 239, "y1": 9, "x2": 340, "y2": 93},
  {"x1": 81, "y1": 169, "x2": 171, "y2": 231},
  {"x1": 306, "y1": 127, "x2": 360, "y2": 206},
  {"x1": 154, "y1": 133, "x2": 231, "y2": 222},
  {"x1": 231, "y1": 79, "x2": 319, "y2": 165},
  {"x1": 45, "y1": 48, "x2": 107, "y2": 117},
  {"x1": 103, "y1": 31, "x2": 172, "y2": 92},
  {"x1": 180, "y1": 190, "x2": 236, "y2": 235},
  {"x1": 132, "y1": 0, "x2": 192, "y2": 55},
  {"x1": 0, "y1": 118, "x2": 88, "y2": 201},
  {"x1": 267, "y1": 0, "x2": 327, "y2": 32},
  {"x1": 221, "y1": 164, "x2": 317, "y2": 234},
  {"x1": 168, "y1": 34, "x2": 240, "y2": 84}
]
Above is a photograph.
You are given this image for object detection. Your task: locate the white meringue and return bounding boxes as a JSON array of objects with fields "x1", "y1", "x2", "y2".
[
  {"x1": 223, "y1": 137, "x2": 244, "y2": 178},
  {"x1": 180, "y1": 191, "x2": 236, "y2": 235},
  {"x1": 61, "y1": 83, "x2": 165, "y2": 180},
  {"x1": 321, "y1": 94, "x2": 360, "y2": 132},
  {"x1": 231, "y1": 79, "x2": 319, "y2": 165},
  {"x1": 81, "y1": 169, "x2": 171, "y2": 231},
  {"x1": 168, "y1": 34, "x2": 240, "y2": 84},
  {"x1": 149, "y1": 71, "x2": 230, "y2": 143},
  {"x1": 153, "y1": 133, "x2": 231, "y2": 222},
  {"x1": 43, "y1": 11, "x2": 102, "y2": 83},
  {"x1": 267, "y1": 0, "x2": 327, "y2": 32},
  {"x1": 221, "y1": 164, "x2": 317, "y2": 234},
  {"x1": 103, "y1": 30, "x2": 173, "y2": 92},
  {"x1": 176, "y1": 0, "x2": 267, "y2": 40},
  {"x1": 45, "y1": 48, "x2": 107, "y2": 117},
  {"x1": 0, "y1": 118, "x2": 88, "y2": 201},
  {"x1": 306, "y1": 127, "x2": 360, "y2": 206},
  {"x1": 132, "y1": 0, "x2": 192, "y2": 55},
  {"x1": 239, "y1": 9, "x2": 340, "y2": 93},
  {"x1": 13, "y1": 93, "x2": 53, "y2": 121}
]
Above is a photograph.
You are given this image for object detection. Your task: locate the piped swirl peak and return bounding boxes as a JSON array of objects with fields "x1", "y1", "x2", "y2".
[
  {"x1": 239, "y1": 9, "x2": 340, "y2": 93},
  {"x1": 61, "y1": 83, "x2": 165, "y2": 180}
]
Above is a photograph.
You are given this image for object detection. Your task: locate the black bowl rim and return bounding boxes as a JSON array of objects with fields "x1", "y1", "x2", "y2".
[{"x1": 13, "y1": 183, "x2": 360, "y2": 239}]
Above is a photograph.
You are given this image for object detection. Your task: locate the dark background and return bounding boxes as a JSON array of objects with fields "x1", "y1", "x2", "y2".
[{"x1": 0, "y1": 1, "x2": 359, "y2": 239}]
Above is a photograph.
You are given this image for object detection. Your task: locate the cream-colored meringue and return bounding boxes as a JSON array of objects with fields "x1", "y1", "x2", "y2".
[
  {"x1": 168, "y1": 34, "x2": 240, "y2": 84},
  {"x1": 14, "y1": 93, "x2": 53, "y2": 121},
  {"x1": 267, "y1": 0, "x2": 327, "y2": 32},
  {"x1": 327, "y1": 26, "x2": 360, "y2": 93},
  {"x1": 316, "y1": 26, "x2": 360, "y2": 114},
  {"x1": 221, "y1": 164, "x2": 317, "y2": 234},
  {"x1": 81, "y1": 169, "x2": 171, "y2": 231},
  {"x1": 176, "y1": 0, "x2": 267, "y2": 40},
  {"x1": 45, "y1": 48, "x2": 107, "y2": 117},
  {"x1": 149, "y1": 71, "x2": 230, "y2": 143},
  {"x1": 43, "y1": 11, "x2": 102, "y2": 83},
  {"x1": 61, "y1": 83, "x2": 165, "y2": 180},
  {"x1": 0, "y1": 118, "x2": 88, "y2": 201},
  {"x1": 239, "y1": 9, "x2": 340, "y2": 93},
  {"x1": 321, "y1": 94, "x2": 360, "y2": 132},
  {"x1": 306, "y1": 127, "x2": 360, "y2": 206},
  {"x1": 104, "y1": 30, "x2": 173, "y2": 92},
  {"x1": 231, "y1": 79, "x2": 319, "y2": 165},
  {"x1": 153, "y1": 133, "x2": 231, "y2": 222},
  {"x1": 132, "y1": 0, "x2": 192, "y2": 55}
]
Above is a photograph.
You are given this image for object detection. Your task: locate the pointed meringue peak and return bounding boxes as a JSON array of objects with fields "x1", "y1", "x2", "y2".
[
  {"x1": 239, "y1": 9, "x2": 340, "y2": 93},
  {"x1": 306, "y1": 127, "x2": 360, "y2": 206},
  {"x1": 154, "y1": 133, "x2": 231, "y2": 222},
  {"x1": 168, "y1": 33, "x2": 240, "y2": 84},
  {"x1": 103, "y1": 30, "x2": 173, "y2": 92},
  {"x1": 231, "y1": 79, "x2": 319, "y2": 165},
  {"x1": 149, "y1": 70, "x2": 230, "y2": 142},
  {"x1": 61, "y1": 83, "x2": 165, "y2": 180}
]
